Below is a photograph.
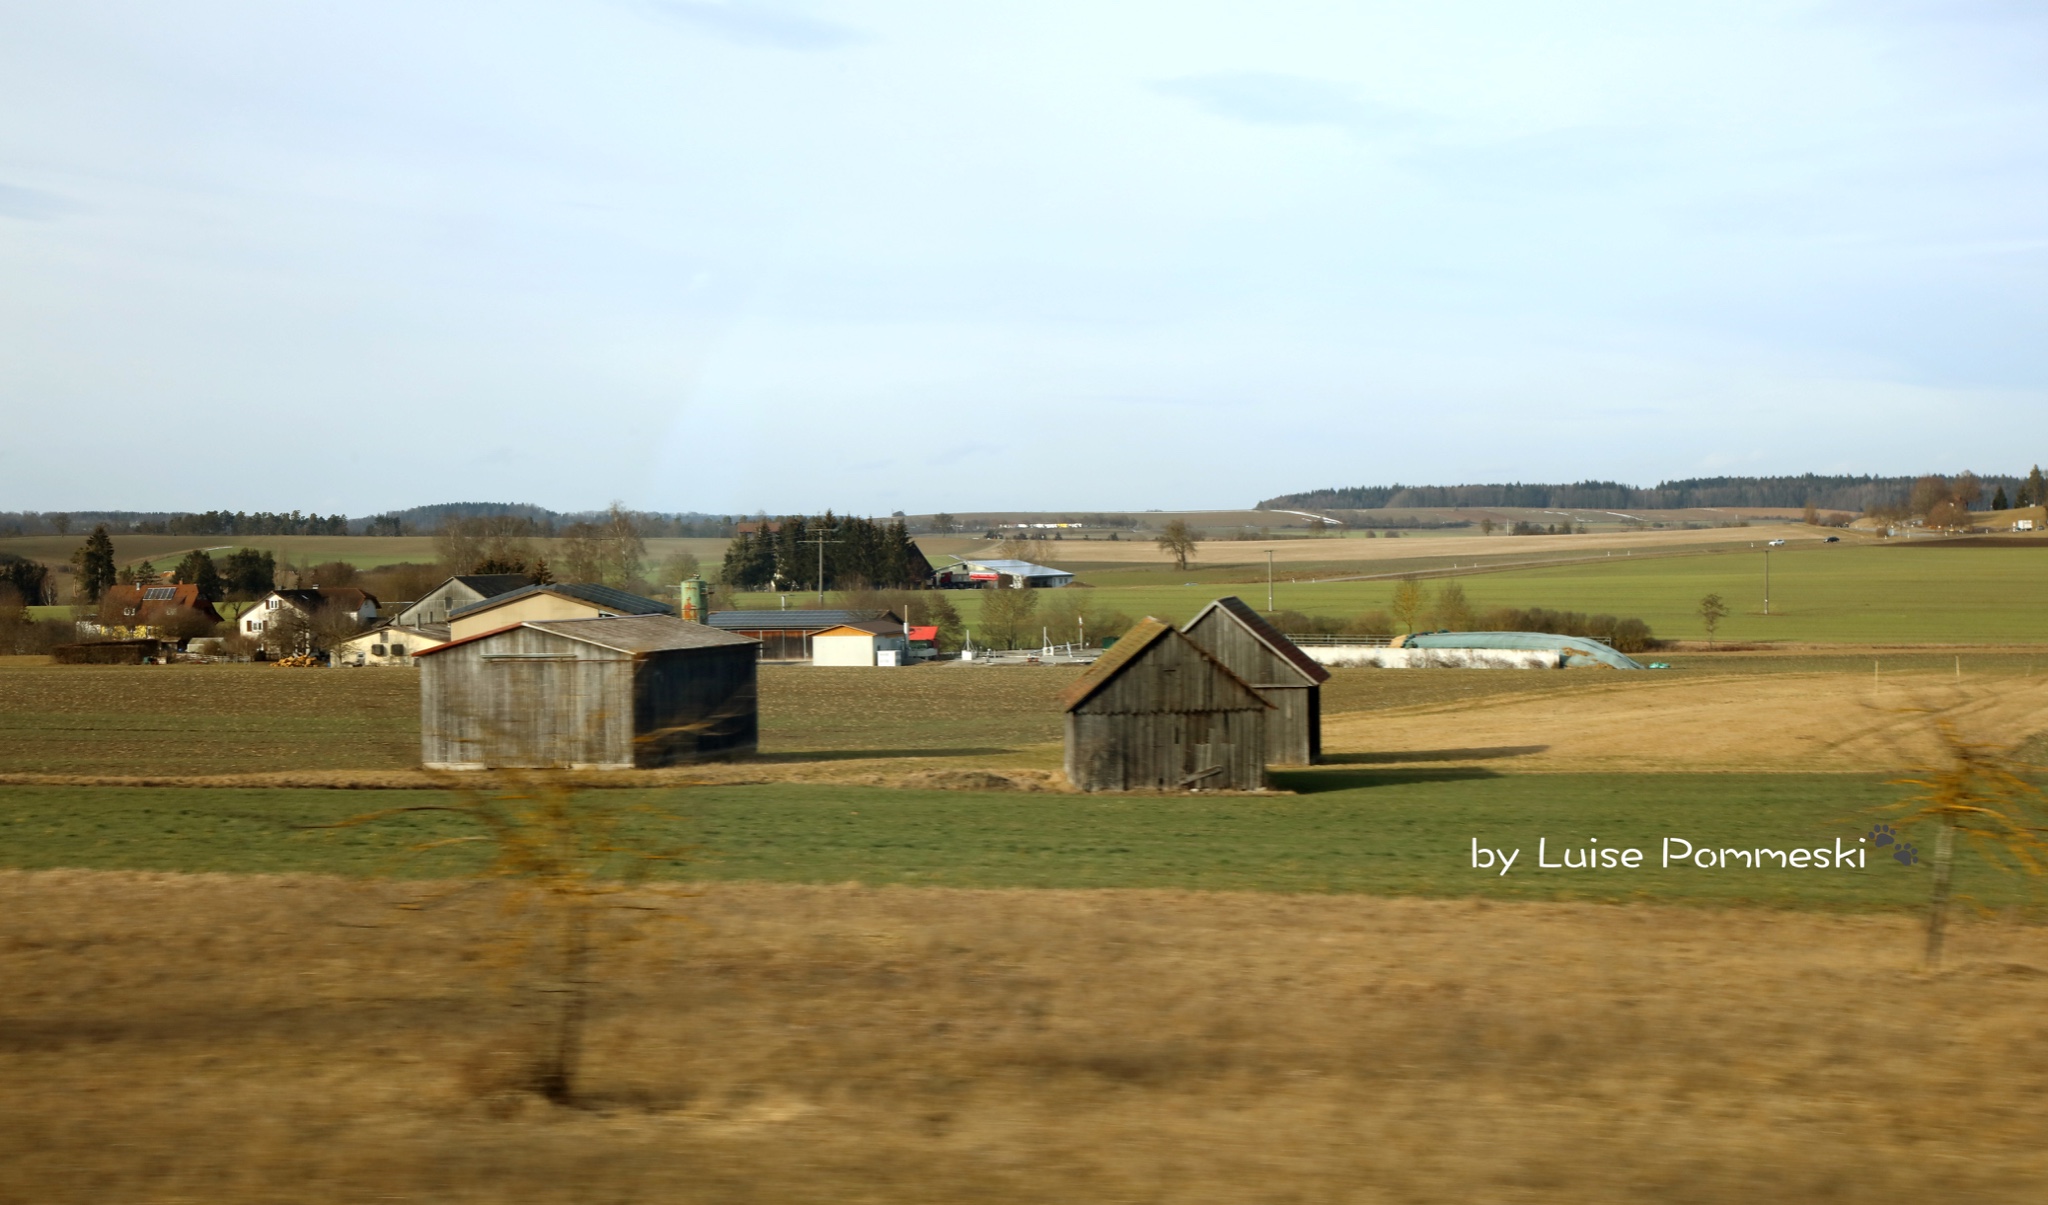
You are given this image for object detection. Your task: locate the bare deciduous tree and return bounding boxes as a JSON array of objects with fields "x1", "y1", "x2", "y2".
[
  {"x1": 1155, "y1": 520, "x2": 1198, "y2": 571},
  {"x1": 1698, "y1": 593, "x2": 1729, "y2": 647},
  {"x1": 1389, "y1": 578, "x2": 1426, "y2": 634}
]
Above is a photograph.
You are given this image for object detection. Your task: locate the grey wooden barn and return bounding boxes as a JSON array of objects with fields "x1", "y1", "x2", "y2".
[
  {"x1": 1060, "y1": 617, "x2": 1272, "y2": 792},
  {"x1": 1182, "y1": 596, "x2": 1330, "y2": 765},
  {"x1": 417, "y1": 615, "x2": 759, "y2": 769}
]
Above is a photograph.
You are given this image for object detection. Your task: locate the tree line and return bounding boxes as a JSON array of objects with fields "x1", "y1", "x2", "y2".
[
  {"x1": 719, "y1": 514, "x2": 932, "y2": 592},
  {"x1": 1262, "y1": 471, "x2": 2044, "y2": 514}
]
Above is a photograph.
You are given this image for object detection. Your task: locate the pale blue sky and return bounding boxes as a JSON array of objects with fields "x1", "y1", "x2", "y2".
[{"x1": 2, "y1": 1, "x2": 2043, "y2": 515}]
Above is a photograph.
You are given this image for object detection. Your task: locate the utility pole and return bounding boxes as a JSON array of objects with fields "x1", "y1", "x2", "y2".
[
  {"x1": 1763, "y1": 547, "x2": 1771, "y2": 616},
  {"x1": 802, "y1": 531, "x2": 841, "y2": 607},
  {"x1": 1266, "y1": 549, "x2": 1275, "y2": 612}
]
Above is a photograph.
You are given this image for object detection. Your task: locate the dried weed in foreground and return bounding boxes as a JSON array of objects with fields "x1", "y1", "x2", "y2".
[
  {"x1": 1881, "y1": 718, "x2": 2048, "y2": 969},
  {"x1": 317, "y1": 772, "x2": 691, "y2": 1104}
]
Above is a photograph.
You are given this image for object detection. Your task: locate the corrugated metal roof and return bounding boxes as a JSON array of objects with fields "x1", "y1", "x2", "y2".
[
  {"x1": 956, "y1": 559, "x2": 1071, "y2": 576},
  {"x1": 705, "y1": 609, "x2": 898, "y2": 632},
  {"x1": 1056, "y1": 617, "x2": 1175, "y2": 711},
  {"x1": 1186, "y1": 596, "x2": 1331, "y2": 685},
  {"x1": 525, "y1": 615, "x2": 759, "y2": 654},
  {"x1": 446, "y1": 582, "x2": 673, "y2": 620}
]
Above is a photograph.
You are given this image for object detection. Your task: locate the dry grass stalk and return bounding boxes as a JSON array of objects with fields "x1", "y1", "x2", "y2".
[
  {"x1": 316, "y1": 773, "x2": 689, "y2": 1103},
  {"x1": 1883, "y1": 718, "x2": 2048, "y2": 969}
]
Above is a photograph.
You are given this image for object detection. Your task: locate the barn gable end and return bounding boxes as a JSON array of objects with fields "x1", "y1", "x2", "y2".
[
  {"x1": 1183, "y1": 596, "x2": 1328, "y2": 765},
  {"x1": 1060, "y1": 617, "x2": 1271, "y2": 792}
]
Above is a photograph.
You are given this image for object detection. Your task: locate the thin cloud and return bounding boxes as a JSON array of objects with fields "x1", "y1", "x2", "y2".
[
  {"x1": 0, "y1": 183, "x2": 86, "y2": 222},
  {"x1": 651, "y1": 1, "x2": 867, "y2": 51},
  {"x1": 1150, "y1": 72, "x2": 1397, "y2": 134}
]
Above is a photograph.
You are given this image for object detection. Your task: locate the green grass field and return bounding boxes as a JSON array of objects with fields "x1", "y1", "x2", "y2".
[
  {"x1": 761, "y1": 542, "x2": 2048, "y2": 646},
  {"x1": 0, "y1": 774, "x2": 2017, "y2": 908}
]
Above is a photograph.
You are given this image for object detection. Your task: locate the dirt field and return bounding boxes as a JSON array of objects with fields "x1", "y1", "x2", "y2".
[
  {"x1": 4, "y1": 870, "x2": 2047, "y2": 1204},
  {"x1": 1329, "y1": 666, "x2": 2048, "y2": 773}
]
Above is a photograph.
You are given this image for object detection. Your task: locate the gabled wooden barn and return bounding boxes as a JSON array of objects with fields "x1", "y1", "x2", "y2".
[
  {"x1": 416, "y1": 615, "x2": 759, "y2": 770},
  {"x1": 1060, "y1": 617, "x2": 1272, "y2": 792},
  {"x1": 1182, "y1": 596, "x2": 1330, "y2": 765}
]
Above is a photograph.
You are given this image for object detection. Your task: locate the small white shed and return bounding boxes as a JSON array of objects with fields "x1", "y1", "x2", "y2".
[{"x1": 810, "y1": 621, "x2": 909, "y2": 667}]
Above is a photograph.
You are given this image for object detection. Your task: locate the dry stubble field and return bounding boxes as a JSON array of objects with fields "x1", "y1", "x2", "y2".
[{"x1": 9, "y1": 871, "x2": 2048, "y2": 1205}]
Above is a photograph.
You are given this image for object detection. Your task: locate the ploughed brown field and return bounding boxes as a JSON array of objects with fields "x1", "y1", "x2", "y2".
[{"x1": 6, "y1": 869, "x2": 2048, "y2": 1204}]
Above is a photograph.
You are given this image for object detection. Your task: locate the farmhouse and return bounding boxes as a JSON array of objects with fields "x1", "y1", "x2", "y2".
[
  {"x1": 1060, "y1": 616, "x2": 1272, "y2": 793},
  {"x1": 416, "y1": 615, "x2": 759, "y2": 769},
  {"x1": 445, "y1": 582, "x2": 672, "y2": 641},
  {"x1": 393, "y1": 574, "x2": 533, "y2": 626},
  {"x1": 809, "y1": 620, "x2": 910, "y2": 667},
  {"x1": 704, "y1": 609, "x2": 904, "y2": 662},
  {"x1": 237, "y1": 587, "x2": 379, "y2": 642},
  {"x1": 94, "y1": 583, "x2": 222, "y2": 639},
  {"x1": 1182, "y1": 596, "x2": 1329, "y2": 765},
  {"x1": 330, "y1": 622, "x2": 451, "y2": 667}
]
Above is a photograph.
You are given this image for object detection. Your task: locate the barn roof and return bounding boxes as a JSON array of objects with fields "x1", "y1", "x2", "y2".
[
  {"x1": 524, "y1": 615, "x2": 758, "y2": 654},
  {"x1": 418, "y1": 615, "x2": 758, "y2": 658},
  {"x1": 1057, "y1": 617, "x2": 1269, "y2": 712},
  {"x1": 448, "y1": 573, "x2": 533, "y2": 597},
  {"x1": 447, "y1": 582, "x2": 673, "y2": 620},
  {"x1": 811, "y1": 620, "x2": 903, "y2": 638},
  {"x1": 705, "y1": 609, "x2": 901, "y2": 633},
  {"x1": 1185, "y1": 596, "x2": 1331, "y2": 685}
]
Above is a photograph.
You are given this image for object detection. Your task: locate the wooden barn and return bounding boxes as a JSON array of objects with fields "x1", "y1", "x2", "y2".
[
  {"x1": 1182, "y1": 596, "x2": 1330, "y2": 765},
  {"x1": 416, "y1": 615, "x2": 759, "y2": 770},
  {"x1": 1059, "y1": 617, "x2": 1272, "y2": 792}
]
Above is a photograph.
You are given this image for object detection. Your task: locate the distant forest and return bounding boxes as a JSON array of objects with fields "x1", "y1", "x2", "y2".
[
  {"x1": 0, "y1": 503, "x2": 744, "y2": 539},
  {"x1": 1259, "y1": 474, "x2": 2032, "y2": 514}
]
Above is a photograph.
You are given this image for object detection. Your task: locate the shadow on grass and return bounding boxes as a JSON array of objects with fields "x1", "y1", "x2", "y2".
[
  {"x1": 1320, "y1": 746, "x2": 1548, "y2": 766},
  {"x1": 752, "y1": 748, "x2": 1014, "y2": 763},
  {"x1": 1271, "y1": 767, "x2": 1505, "y2": 793}
]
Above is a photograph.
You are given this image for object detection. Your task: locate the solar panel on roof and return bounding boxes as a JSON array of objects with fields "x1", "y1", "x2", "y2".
[{"x1": 143, "y1": 587, "x2": 176, "y2": 600}]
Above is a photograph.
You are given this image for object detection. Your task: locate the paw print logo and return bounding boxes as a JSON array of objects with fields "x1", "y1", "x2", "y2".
[
  {"x1": 1867, "y1": 823, "x2": 1899, "y2": 848},
  {"x1": 1894, "y1": 843, "x2": 1920, "y2": 867}
]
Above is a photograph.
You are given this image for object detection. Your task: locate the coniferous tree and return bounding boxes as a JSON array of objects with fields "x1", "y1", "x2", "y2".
[
  {"x1": 72, "y1": 525, "x2": 117, "y2": 603},
  {"x1": 171, "y1": 550, "x2": 225, "y2": 601}
]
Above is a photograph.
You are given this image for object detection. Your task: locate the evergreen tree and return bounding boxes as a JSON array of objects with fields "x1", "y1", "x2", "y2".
[
  {"x1": 220, "y1": 548, "x2": 278, "y2": 599},
  {"x1": 2029, "y1": 466, "x2": 2047, "y2": 510},
  {"x1": 1992, "y1": 487, "x2": 2010, "y2": 510},
  {"x1": 72, "y1": 525, "x2": 117, "y2": 603},
  {"x1": 171, "y1": 550, "x2": 225, "y2": 601}
]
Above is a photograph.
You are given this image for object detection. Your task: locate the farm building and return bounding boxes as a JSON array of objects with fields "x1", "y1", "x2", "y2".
[
  {"x1": 704, "y1": 609, "x2": 904, "y2": 662},
  {"x1": 1060, "y1": 616, "x2": 1272, "y2": 793},
  {"x1": 1182, "y1": 596, "x2": 1329, "y2": 765},
  {"x1": 446, "y1": 583, "x2": 672, "y2": 641},
  {"x1": 932, "y1": 558, "x2": 1074, "y2": 589},
  {"x1": 810, "y1": 620, "x2": 910, "y2": 666},
  {"x1": 393, "y1": 574, "x2": 533, "y2": 626},
  {"x1": 330, "y1": 622, "x2": 451, "y2": 667},
  {"x1": 93, "y1": 583, "x2": 222, "y2": 639},
  {"x1": 416, "y1": 615, "x2": 759, "y2": 769}
]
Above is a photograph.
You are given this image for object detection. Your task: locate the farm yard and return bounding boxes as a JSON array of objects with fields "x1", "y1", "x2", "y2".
[{"x1": 6, "y1": 530, "x2": 2048, "y2": 1202}]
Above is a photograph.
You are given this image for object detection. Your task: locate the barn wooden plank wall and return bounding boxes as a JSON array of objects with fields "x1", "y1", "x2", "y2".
[
  {"x1": 1062, "y1": 619, "x2": 1270, "y2": 792},
  {"x1": 1182, "y1": 598, "x2": 1327, "y2": 766}
]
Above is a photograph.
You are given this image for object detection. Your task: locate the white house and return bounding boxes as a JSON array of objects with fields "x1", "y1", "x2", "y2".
[
  {"x1": 392, "y1": 574, "x2": 533, "y2": 626},
  {"x1": 237, "y1": 588, "x2": 379, "y2": 641},
  {"x1": 331, "y1": 622, "x2": 451, "y2": 667}
]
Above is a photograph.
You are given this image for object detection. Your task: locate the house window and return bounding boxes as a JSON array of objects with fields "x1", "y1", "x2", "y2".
[
  {"x1": 390, "y1": 643, "x2": 406, "y2": 655},
  {"x1": 266, "y1": 598, "x2": 279, "y2": 610}
]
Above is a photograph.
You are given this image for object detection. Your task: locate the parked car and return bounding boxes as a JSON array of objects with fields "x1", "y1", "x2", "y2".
[
  {"x1": 1767, "y1": 539, "x2": 1787, "y2": 546},
  {"x1": 1824, "y1": 536, "x2": 1840, "y2": 543}
]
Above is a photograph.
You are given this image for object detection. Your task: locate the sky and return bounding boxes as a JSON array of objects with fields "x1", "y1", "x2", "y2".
[{"x1": 2, "y1": 0, "x2": 2044, "y2": 516}]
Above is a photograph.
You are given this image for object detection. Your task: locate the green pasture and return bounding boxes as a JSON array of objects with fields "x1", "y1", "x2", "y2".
[
  {"x1": 817, "y1": 542, "x2": 2048, "y2": 646},
  {"x1": 0, "y1": 774, "x2": 2020, "y2": 909}
]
